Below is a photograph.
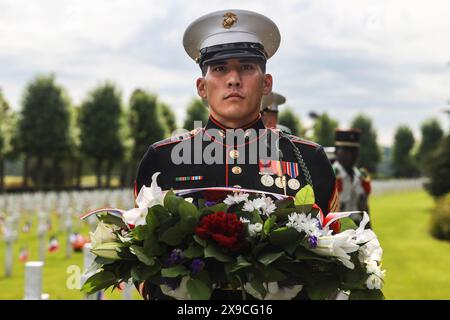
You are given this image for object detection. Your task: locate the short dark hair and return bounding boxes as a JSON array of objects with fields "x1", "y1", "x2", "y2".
[{"x1": 201, "y1": 59, "x2": 266, "y2": 76}]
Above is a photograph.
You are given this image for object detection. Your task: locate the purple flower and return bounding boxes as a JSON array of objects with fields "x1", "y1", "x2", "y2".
[
  {"x1": 205, "y1": 200, "x2": 218, "y2": 207},
  {"x1": 190, "y1": 259, "x2": 205, "y2": 275},
  {"x1": 165, "y1": 249, "x2": 184, "y2": 267},
  {"x1": 308, "y1": 236, "x2": 318, "y2": 249}
]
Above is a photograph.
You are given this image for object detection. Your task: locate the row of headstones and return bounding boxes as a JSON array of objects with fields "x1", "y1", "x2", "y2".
[
  {"x1": 24, "y1": 243, "x2": 134, "y2": 300},
  {"x1": 2, "y1": 188, "x2": 135, "y2": 278}
]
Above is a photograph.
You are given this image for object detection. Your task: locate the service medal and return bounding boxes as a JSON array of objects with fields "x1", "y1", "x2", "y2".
[
  {"x1": 260, "y1": 174, "x2": 274, "y2": 187},
  {"x1": 275, "y1": 176, "x2": 284, "y2": 189},
  {"x1": 288, "y1": 178, "x2": 300, "y2": 190}
]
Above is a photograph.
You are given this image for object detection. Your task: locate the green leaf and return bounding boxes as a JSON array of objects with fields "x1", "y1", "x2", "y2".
[
  {"x1": 129, "y1": 245, "x2": 155, "y2": 266},
  {"x1": 263, "y1": 216, "x2": 276, "y2": 235},
  {"x1": 130, "y1": 262, "x2": 161, "y2": 281},
  {"x1": 204, "y1": 245, "x2": 232, "y2": 262},
  {"x1": 200, "y1": 203, "x2": 228, "y2": 215},
  {"x1": 97, "y1": 212, "x2": 127, "y2": 229},
  {"x1": 187, "y1": 278, "x2": 212, "y2": 300},
  {"x1": 193, "y1": 235, "x2": 207, "y2": 247},
  {"x1": 161, "y1": 265, "x2": 189, "y2": 278},
  {"x1": 295, "y1": 247, "x2": 334, "y2": 263},
  {"x1": 91, "y1": 242, "x2": 127, "y2": 260},
  {"x1": 81, "y1": 271, "x2": 117, "y2": 294},
  {"x1": 274, "y1": 198, "x2": 294, "y2": 210},
  {"x1": 159, "y1": 225, "x2": 185, "y2": 246},
  {"x1": 294, "y1": 185, "x2": 315, "y2": 206},
  {"x1": 228, "y1": 256, "x2": 252, "y2": 273},
  {"x1": 164, "y1": 194, "x2": 184, "y2": 214},
  {"x1": 183, "y1": 244, "x2": 204, "y2": 259},
  {"x1": 178, "y1": 201, "x2": 199, "y2": 220},
  {"x1": 349, "y1": 289, "x2": 385, "y2": 300},
  {"x1": 269, "y1": 227, "x2": 300, "y2": 247},
  {"x1": 339, "y1": 217, "x2": 358, "y2": 231},
  {"x1": 131, "y1": 225, "x2": 148, "y2": 241},
  {"x1": 249, "y1": 278, "x2": 267, "y2": 299},
  {"x1": 258, "y1": 252, "x2": 284, "y2": 266},
  {"x1": 251, "y1": 210, "x2": 264, "y2": 224},
  {"x1": 149, "y1": 205, "x2": 171, "y2": 226},
  {"x1": 306, "y1": 278, "x2": 340, "y2": 300},
  {"x1": 261, "y1": 266, "x2": 286, "y2": 282},
  {"x1": 143, "y1": 233, "x2": 165, "y2": 256}
]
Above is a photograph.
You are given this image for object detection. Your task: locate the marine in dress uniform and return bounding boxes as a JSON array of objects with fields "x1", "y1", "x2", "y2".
[
  {"x1": 261, "y1": 91, "x2": 292, "y2": 134},
  {"x1": 135, "y1": 9, "x2": 339, "y2": 216},
  {"x1": 135, "y1": 9, "x2": 340, "y2": 300},
  {"x1": 332, "y1": 129, "x2": 372, "y2": 226}
]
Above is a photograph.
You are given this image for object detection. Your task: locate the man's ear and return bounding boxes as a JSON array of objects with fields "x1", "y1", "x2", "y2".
[
  {"x1": 196, "y1": 77, "x2": 207, "y2": 99},
  {"x1": 262, "y1": 74, "x2": 273, "y2": 95}
]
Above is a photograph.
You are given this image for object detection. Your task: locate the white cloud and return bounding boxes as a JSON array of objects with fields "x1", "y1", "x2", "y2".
[{"x1": 0, "y1": 0, "x2": 449, "y2": 146}]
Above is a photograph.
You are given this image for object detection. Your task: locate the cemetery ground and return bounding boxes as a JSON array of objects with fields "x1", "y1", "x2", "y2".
[{"x1": 1, "y1": 189, "x2": 449, "y2": 300}]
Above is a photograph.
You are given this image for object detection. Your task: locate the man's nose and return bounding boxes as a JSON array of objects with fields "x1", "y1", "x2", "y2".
[{"x1": 227, "y1": 69, "x2": 241, "y2": 87}]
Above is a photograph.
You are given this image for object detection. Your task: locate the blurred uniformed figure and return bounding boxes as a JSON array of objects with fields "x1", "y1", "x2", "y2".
[
  {"x1": 260, "y1": 92, "x2": 291, "y2": 134},
  {"x1": 332, "y1": 129, "x2": 372, "y2": 227}
]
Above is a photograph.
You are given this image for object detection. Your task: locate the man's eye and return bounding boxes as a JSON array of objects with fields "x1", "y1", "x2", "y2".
[
  {"x1": 242, "y1": 64, "x2": 255, "y2": 70},
  {"x1": 213, "y1": 66, "x2": 225, "y2": 72}
]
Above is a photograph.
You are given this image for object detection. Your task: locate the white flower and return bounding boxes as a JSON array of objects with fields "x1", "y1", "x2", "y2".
[
  {"x1": 240, "y1": 217, "x2": 250, "y2": 224},
  {"x1": 122, "y1": 172, "x2": 165, "y2": 227},
  {"x1": 242, "y1": 195, "x2": 276, "y2": 216},
  {"x1": 312, "y1": 230, "x2": 360, "y2": 269},
  {"x1": 366, "y1": 274, "x2": 384, "y2": 290},
  {"x1": 243, "y1": 282, "x2": 303, "y2": 300},
  {"x1": 286, "y1": 213, "x2": 322, "y2": 237},
  {"x1": 160, "y1": 276, "x2": 191, "y2": 300},
  {"x1": 224, "y1": 192, "x2": 249, "y2": 205},
  {"x1": 359, "y1": 238, "x2": 383, "y2": 264},
  {"x1": 248, "y1": 223, "x2": 263, "y2": 237},
  {"x1": 122, "y1": 207, "x2": 148, "y2": 228},
  {"x1": 135, "y1": 172, "x2": 165, "y2": 208}
]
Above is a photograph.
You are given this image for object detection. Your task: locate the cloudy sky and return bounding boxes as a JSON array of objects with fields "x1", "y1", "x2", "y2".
[{"x1": 1, "y1": 0, "x2": 450, "y2": 146}]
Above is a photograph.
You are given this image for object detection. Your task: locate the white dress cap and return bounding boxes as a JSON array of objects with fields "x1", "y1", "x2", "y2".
[{"x1": 183, "y1": 9, "x2": 281, "y2": 63}]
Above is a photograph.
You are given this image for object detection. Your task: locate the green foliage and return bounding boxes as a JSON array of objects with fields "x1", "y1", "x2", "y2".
[
  {"x1": 350, "y1": 114, "x2": 381, "y2": 173},
  {"x1": 79, "y1": 82, "x2": 124, "y2": 161},
  {"x1": 391, "y1": 125, "x2": 420, "y2": 178},
  {"x1": 416, "y1": 118, "x2": 444, "y2": 174},
  {"x1": 312, "y1": 112, "x2": 339, "y2": 147},
  {"x1": 425, "y1": 135, "x2": 450, "y2": 197},
  {"x1": 129, "y1": 89, "x2": 167, "y2": 163},
  {"x1": 430, "y1": 193, "x2": 450, "y2": 240},
  {"x1": 183, "y1": 98, "x2": 209, "y2": 131},
  {"x1": 18, "y1": 75, "x2": 72, "y2": 159},
  {"x1": 278, "y1": 107, "x2": 304, "y2": 137},
  {"x1": 159, "y1": 102, "x2": 177, "y2": 134}
]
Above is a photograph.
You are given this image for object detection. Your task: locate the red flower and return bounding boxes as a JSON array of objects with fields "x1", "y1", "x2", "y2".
[
  {"x1": 362, "y1": 179, "x2": 371, "y2": 195},
  {"x1": 202, "y1": 190, "x2": 230, "y2": 203},
  {"x1": 330, "y1": 220, "x2": 341, "y2": 234},
  {"x1": 195, "y1": 211, "x2": 245, "y2": 251}
]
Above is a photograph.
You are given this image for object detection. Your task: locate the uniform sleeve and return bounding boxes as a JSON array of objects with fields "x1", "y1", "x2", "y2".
[
  {"x1": 135, "y1": 145, "x2": 160, "y2": 198},
  {"x1": 313, "y1": 146, "x2": 338, "y2": 215}
]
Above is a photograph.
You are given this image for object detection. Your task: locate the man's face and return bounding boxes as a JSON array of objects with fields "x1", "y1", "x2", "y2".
[
  {"x1": 196, "y1": 58, "x2": 272, "y2": 125},
  {"x1": 335, "y1": 146, "x2": 359, "y2": 169}
]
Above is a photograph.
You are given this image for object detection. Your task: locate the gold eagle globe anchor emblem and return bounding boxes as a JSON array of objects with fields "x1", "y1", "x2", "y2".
[{"x1": 222, "y1": 12, "x2": 238, "y2": 29}]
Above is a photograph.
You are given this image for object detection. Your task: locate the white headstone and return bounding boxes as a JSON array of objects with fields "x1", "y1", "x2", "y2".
[{"x1": 24, "y1": 261, "x2": 44, "y2": 300}]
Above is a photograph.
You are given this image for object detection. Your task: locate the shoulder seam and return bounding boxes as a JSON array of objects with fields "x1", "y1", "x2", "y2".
[{"x1": 153, "y1": 128, "x2": 203, "y2": 149}]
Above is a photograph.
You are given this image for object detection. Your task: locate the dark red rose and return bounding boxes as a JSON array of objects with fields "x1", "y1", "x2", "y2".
[
  {"x1": 202, "y1": 190, "x2": 230, "y2": 204},
  {"x1": 195, "y1": 211, "x2": 245, "y2": 251},
  {"x1": 330, "y1": 220, "x2": 341, "y2": 234}
]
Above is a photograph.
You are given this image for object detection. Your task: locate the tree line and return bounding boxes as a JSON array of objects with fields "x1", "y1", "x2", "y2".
[{"x1": 0, "y1": 74, "x2": 448, "y2": 196}]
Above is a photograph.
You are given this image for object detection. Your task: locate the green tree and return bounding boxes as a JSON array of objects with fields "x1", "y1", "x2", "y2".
[
  {"x1": 350, "y1": 114, "x2": 381, "y2": 173},
  {"x1": 183, "y1": 98, "x2": 209, "y2": 131},
  {"x1": 160, "y1": 102, "x2": 177, "y2": 135},
  {"x1": 129, "y1": 89, "x2": 167, "y2": 178},
  {"x1": 18, "y1": 75, "x2": 72, "y2": 190},
  {"x1": 425, "y1": 134, "x2": 450, "y2": 197},
  {"x1": 312, "y1": 112, "x2": 339, "y2": 147},
  {"x1": 416, "y1": 118, "x2": 444, "y2": 173},
  {"x1": 0, "y1": 89, "x2": 12, "y2": 191},
  {"x1": 79, "y1": 82, "x2": 124, "y2": 188},
  {"x1": 278, "y1": 107, "x2": 304, "y2": 137},
  {"x1": 391, "y1": 125, "x2": 420, "y2": 178}
]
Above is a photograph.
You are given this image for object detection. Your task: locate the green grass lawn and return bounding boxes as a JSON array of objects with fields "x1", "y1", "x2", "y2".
[
  {"x1": 370, "y1": 190, "x2": 450, "y2": 299},
  {"x1": 0, "y1": 189, "x2": 449, "y2": 299}
]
